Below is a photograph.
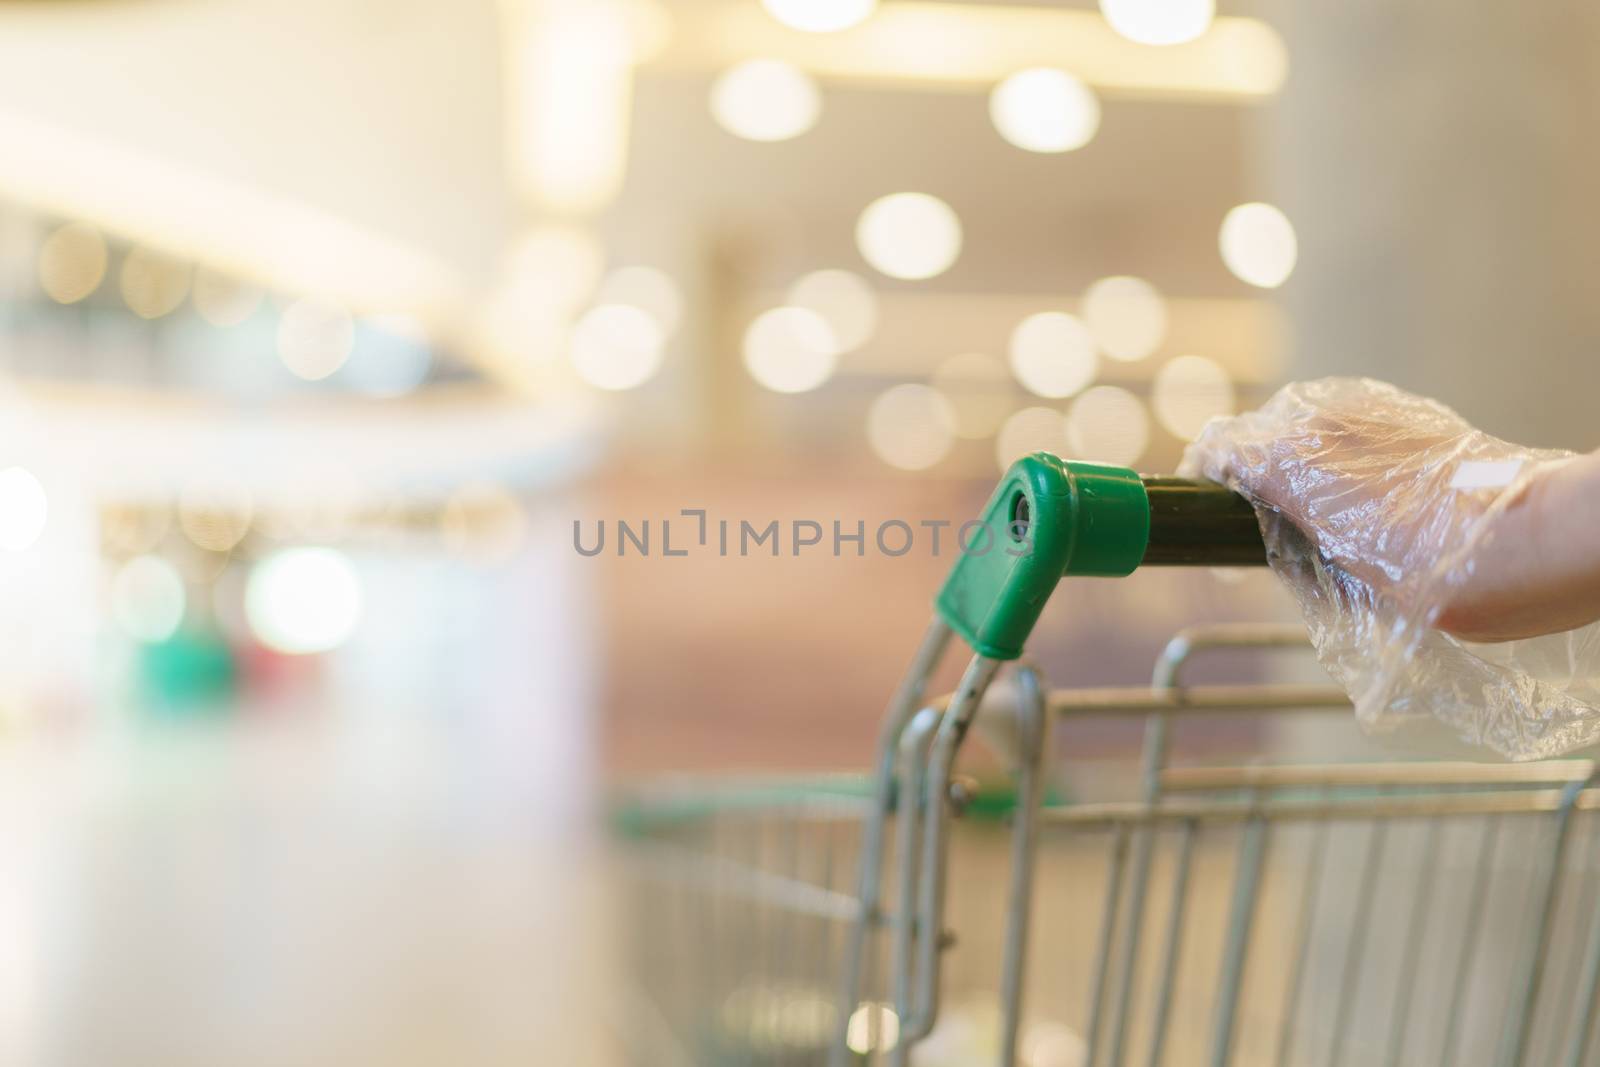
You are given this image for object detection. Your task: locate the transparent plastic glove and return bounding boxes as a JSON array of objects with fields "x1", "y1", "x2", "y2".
[{"x1": 1180, "y1": 377, "x2": 1600, "y2": 760}]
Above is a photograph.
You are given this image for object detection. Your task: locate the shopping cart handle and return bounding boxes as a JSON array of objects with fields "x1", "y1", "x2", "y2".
[
  {"x1": 1139, "y1": 476, "x2": 1266, "y2": 566},
  {"x1": 934, "y1": 453, "x2": 1266, "y2": 660}
]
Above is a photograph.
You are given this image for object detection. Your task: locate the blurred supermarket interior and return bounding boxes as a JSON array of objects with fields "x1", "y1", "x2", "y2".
[{"x1": 2, "y1": 0, "x2": 1600, "y2": 1063}]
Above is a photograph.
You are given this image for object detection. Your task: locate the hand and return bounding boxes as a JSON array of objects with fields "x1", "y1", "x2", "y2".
[{"x1": 1182, "y1": 378, "x2": 1594, "y2": 642}]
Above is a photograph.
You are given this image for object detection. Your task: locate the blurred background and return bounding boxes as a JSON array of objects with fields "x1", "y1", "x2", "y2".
[{"x1": 1, "y1": 0, "x2": 1599, "y2": 1063}]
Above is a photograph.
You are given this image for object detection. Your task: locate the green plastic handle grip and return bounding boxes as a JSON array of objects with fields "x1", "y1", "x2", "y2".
[{"x1": 934, "y1": 453, "x2": 1265, "y2": 660}]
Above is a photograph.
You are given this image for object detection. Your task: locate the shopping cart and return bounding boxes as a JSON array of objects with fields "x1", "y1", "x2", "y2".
[{"x1": 616, "y1": 454, "x2": 1600, "y2": 1067}]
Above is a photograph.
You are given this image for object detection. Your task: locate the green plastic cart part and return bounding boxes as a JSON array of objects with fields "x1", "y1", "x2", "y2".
[
  {"x1": 608, "y1": 776, "x2": 1066, "y2": 837},
  {"x1": 934, "y1": 453, "x2": 1264, "y2": 661}
]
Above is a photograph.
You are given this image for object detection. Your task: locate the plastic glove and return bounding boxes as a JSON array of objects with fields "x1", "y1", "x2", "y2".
[{"x1": 1180, "y1": 377, "x2": 1600, "y2": 760}]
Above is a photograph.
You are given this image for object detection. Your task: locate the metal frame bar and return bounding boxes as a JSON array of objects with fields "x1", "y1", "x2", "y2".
[
  {"x1": 1042, "y1": 788, "x2": 1600, "y2": 827},
  {"x1": 1103, "y1": 625, "x2": 1320, "y2": 1067},
  {"x1": 888, "y1": 707, "x2": 940, "y2": 1066},
  {"x1": 1498, "y1": 775, "x2": 1596, "y2": 1067},
  {"x1": 998, "y1": 664, "x2": 1050, "y2": 1067},
  {"x1": 1207, "y1": 809, "x2": 1267, "y2": 1067},
  {"x1": 836, "y1": 618, "x2": 1050, "y2": 1066},
  {"x1": 1144, "y1": 819, "x2": 1197, "y2": 1067},
  {"x1": 834, "y1": 618, "x2": 953, "y2": 1066},
  {"x1": 907, "y1": 654, "x2": 1004, "y2": 1040},
  {"x1": 1273, "y1": 814, "x2": 1330, "y2": 1067}
]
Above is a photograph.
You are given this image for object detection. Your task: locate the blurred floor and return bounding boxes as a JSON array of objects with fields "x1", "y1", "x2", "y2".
[{"x1": 0, "y1": 506, "x2": 621, "y2": 1067}]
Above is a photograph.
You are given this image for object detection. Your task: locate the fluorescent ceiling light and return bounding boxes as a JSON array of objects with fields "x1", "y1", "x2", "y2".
[
  {"x1": 501, "y1": 0, "x2": 646, "y2": 216},
  {"x1": 647, "y1": 1, "x2": 1288, "y2": 100}
]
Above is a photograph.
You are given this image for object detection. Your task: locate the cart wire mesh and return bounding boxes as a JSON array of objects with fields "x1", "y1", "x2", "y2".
[{"x1": 615, "y1": 625, "x2": 1600, "y2": 1066}]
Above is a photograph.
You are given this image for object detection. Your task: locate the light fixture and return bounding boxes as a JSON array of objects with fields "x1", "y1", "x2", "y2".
[
  {"x1": 845, "y1": 1002, "x2": 900, "y2": 1055},
  {"x1": 1081, "y1": 275, "x2": 1166, "y2": 362},
  {"x1": 990, "y1": 68, "x2": 1100, "y2": 153},
  {"x1": 1008, "y1": 312, "x2": 1098, "y2": 398},
  {"x1": 1219, "y1": 202, "x2": 1297, "y2": 288},
  {"x1": 0, "y1": 467, "x2": 47, "y2": 551},
  {"x1": 856, "y1": 193, "x2": 962, "y2": 281},
  {"x1": 192, "y1": 268, "x2": 263, "y2": 327},
  {"x1": 643, "y1": 4, "x2": 1287, "y2": 100},
  {"x1": 177, "y1": 479, "x2": 253, "y2": 553},
  {"x1": 112, "y1": 556, "x2": 186, "y2": 643},
  {"x1": 866, "y1": 384, "x2": 956, "y2": 471},
  {"x1": 37, "y1": 222, "x2": 105, "y2": 305},
  {"x1": 503, "y1": 0, "x2": 636, "y2": 215},
  {"x1": 1099, "y1": 0, "x2": 1216, "y2": 46},
  {"x1": 120, "y1": 247, "x2": 191, "y2": 319},
  {"x1": 786, "y1": 269, "x2": 878, "y2": 351},
  {"x1": 710, "y1": 59, "x2": 822, "y2": 142},
  {"x1": 762, "y1": 0, "x2": 878, "y2": 34},
  {"x1": 278, "y1": 299, "x2": 356, "y2": 381},
  {"x1": 569, "y1": 303, "x2": 666, "y2": 390},
  {"x1": 995, "y1": 407, "x2": 1068, "y2": 472},
  {"x1": 743, "y1": 306, "x2": 839, "y2": 393},
  {"x1": 1152, "y1": 354, "x2": 1234, "y2": 440},
  {"x1": 245, "y1": 548, "x2": 363, "y2": 655},
  {"x1": 1066, "y1": 385, "x2": 1149, "y2": 465}
]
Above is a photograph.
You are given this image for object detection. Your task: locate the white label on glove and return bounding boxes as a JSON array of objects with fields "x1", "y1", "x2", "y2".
[{"x1": 1450, "y1": 459, "x2": 1524, "y2": 490}]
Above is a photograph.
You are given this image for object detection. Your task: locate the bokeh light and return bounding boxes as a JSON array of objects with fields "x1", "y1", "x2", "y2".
[
  {"x1": 866, "y1": 384, "x2": 956, "y2": 471},
  {"x1": 1219, "y1": 202, "x2": 1297, "y2": 288},
  {"x1": 37, "y1": 222, "x2": 107, "y2": 304},
  {"x1": 595, "y1": 265, "x2": 684, "y2": 335},
  {"x1": 111, "y1": 555, "x2": 186, "y2": 643},
  {"x1": 1008, "y1": 312, "x2": 1098, "y2": 398},
  {"x1": 1152, "y1": 353, "x2": 1235, "y2": 440},
  {"x1": 191, "y1": 268, "x2": 263, "y2": 327},
  {"x1": 845, "y1": 1002, "x2": 900, "y2": 1055},
  {"x1": 1082, "y1": 275, "x2": 1166, "y2": 362},
  {"x1": 0, "y1": 467, "x2": 47, "y2": 551},
  {"x1": 1099, "y1": 0, "x2": 1216, "y2": 45},
  {"x1": 119, "y1": 247, "x2": 191, "y2": 319},
  {"x1": 1066, "y1": 384, "x2": 1149, "y2": 465},
  {"x1": 786, "y1": 269, "x2": 878, "y2": 352},
  {"x1": 441, "y1": 481, "x2": 528, "y2": 565},
  {"x1": 178, "y1": 480, "x2": 253, "y2": 553},
  {"x1": 341, "y1": 316, "x2": 434, "y2": 398},
  {"x1": 933, "y1": 352, "x2": 1014, "y2": 439},
  {"x1": 569, "y1": 304, "x2": 666, "y2": 391},
  {"x1": 989, "y1": 69, "x2": 1100, "y2": 154},
  {"x1": 996, "y1": 406, "x2": 1068, "y2": 471},
  {"x1": 742, "y1": 307, "x2": 839, "y2": 393},
  {"x1": 1022, "y1": 1022, "x2": 1088, "y2": 1067},
  {"x1": 278, "y1": 298, "x2": 355, "y2": 381},
  {"x1": 710, "y1": 59, "x2": 821, "y2": 143},
  {"x1": 855, "y1": 193, "x2": 962, "y2": 281},
  {"x1": 762, "y1": 0, "x2": 877, "y2": 33},
  {"x1": 245, "y1": 547, "x2": 363, "y2": 655}
]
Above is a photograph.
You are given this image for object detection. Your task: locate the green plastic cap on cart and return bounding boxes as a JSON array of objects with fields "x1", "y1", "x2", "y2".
[{"x1": 935, "y1": 453, "x2": 1149, "y2": 661}]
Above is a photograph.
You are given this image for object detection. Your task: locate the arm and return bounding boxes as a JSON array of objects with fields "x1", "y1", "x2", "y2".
[{"x1": 1434, "y1": 450, "x2": 1600, "y2": 641}]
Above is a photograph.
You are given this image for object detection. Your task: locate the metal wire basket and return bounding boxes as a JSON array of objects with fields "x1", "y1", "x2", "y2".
[{"x1": 615, "y1": 456, "x2": 1600, "y2": 1066}]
